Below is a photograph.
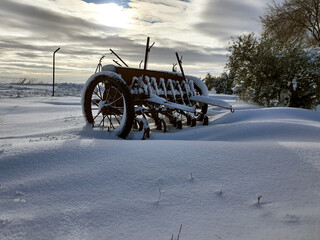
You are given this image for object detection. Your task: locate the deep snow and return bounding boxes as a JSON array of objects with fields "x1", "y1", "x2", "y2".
[{"x1": 0, "y1": 84, "x2": 320, "y2": 240}]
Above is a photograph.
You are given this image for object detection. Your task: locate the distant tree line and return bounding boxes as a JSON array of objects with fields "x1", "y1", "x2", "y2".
[
  {"x1": 203, "y1": 72, "x2": 233, "y2": 94},
  {"x1": 204, "y1": 0, "x2": 320, "y2": 109}
]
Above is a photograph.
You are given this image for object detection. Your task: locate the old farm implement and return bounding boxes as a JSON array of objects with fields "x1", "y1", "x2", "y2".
[{"x1": 82, "y1": 37, "x2": 234, "y2": 139}]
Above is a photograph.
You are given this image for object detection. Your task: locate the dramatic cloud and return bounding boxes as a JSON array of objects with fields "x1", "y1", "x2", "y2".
[
  {"x1": 0, "y1": 0, "x2": 276, "y2": 83},
  {"x1": 194, "y1": 0, "x2": 266, "y2": 41}
]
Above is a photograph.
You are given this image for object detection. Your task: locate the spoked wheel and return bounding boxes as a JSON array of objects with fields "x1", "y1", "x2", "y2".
[{"x1": 82, "y1": 73, "x2": 134, "y2": 138}]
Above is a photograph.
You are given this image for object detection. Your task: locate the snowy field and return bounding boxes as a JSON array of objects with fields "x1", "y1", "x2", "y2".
[{"x1": 1, "y1": 83, "x2": 320, "y2": 240}]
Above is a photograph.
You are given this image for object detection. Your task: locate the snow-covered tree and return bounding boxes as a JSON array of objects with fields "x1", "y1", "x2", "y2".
[{"x1": 227, "y1": 33, "x2": 320, "y2": 109}]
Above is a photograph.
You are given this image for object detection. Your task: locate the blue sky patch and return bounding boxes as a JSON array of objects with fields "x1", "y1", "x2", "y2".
[{"x1": 82, "y1": 0, "x2": 130, "y2": 7}]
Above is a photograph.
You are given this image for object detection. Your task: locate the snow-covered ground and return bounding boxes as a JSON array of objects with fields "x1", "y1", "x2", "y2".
[{"x1": 1, "y1": 84, "x2": 320, "y2": 240}]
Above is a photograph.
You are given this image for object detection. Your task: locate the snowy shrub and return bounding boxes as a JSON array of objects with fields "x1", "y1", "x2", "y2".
[{"x1": 227, "y1": 33, "x2": 320, "y2": 109}]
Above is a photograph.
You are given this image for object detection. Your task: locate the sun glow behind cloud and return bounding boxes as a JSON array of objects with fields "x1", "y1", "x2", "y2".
[{"x1": 93, "y1": 3, "x2": 131, "y2": 28}]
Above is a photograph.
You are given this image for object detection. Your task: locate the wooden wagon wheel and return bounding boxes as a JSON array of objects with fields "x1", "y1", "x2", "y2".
[{"x1": 82, "y1": 73, "x2": 134, "y2": 138}]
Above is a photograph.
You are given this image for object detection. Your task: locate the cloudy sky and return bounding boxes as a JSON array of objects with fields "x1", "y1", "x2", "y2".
[{"x1": 0, "y1": 0, "x2": 279, "y2": 83}]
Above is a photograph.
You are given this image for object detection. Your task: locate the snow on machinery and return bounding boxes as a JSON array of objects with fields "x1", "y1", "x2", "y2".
[{"x1": 82, "y1": 37, "x2": 234, "y2": 139}]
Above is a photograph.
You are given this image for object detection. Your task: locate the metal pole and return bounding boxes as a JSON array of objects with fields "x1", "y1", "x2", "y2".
[
  {"x1": 52, "y1": 47, "x2": 60, "y2": 96},
  {"x1": 142, "y1": 37, "x2": 154, "y2": 83},
  {"x1": 110, "y1": 49, "x2": 129, "y2": 67},
  {"x1": 175, "y1": 52, "x2": 186, "y2": 81}
]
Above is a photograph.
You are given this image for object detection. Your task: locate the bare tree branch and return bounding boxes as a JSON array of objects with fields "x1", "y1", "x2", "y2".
[{"x1": 261, "y1": 0, "x2": 320, "y2": 46}]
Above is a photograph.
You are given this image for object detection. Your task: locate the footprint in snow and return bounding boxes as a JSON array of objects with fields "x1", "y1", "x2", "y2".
[
  {"x1": 15, "y1": 191, "x2": 24, "y2": 196},
  {"x1": 0, "y1": 218, "x2": 12, "y2": 227},
  {"x1": 13, "y1": 198, "x2": 26, "y2": 203},
  {"x1": 13, "y1": 191, "x2": 26, "y2": 203},
  {"x1": 215, "y1": 189, "x2": 223, "y2": 196},
  {"x1": 284, "y1": 214, "x2": 300, "y2": 223}
]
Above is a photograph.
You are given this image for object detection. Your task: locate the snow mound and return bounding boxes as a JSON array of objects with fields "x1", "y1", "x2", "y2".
[
  {"x1": 214, "y1": 107, "x2": 320, "y2": 124},
  {"x1": 153, "y1": 107, "x2": 320, "y2": 142}
]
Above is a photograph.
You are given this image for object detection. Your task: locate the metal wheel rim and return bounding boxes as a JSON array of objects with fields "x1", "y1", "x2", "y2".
[{"x1": 89, "y1": 79, "x2": 126, "y2": 133}]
